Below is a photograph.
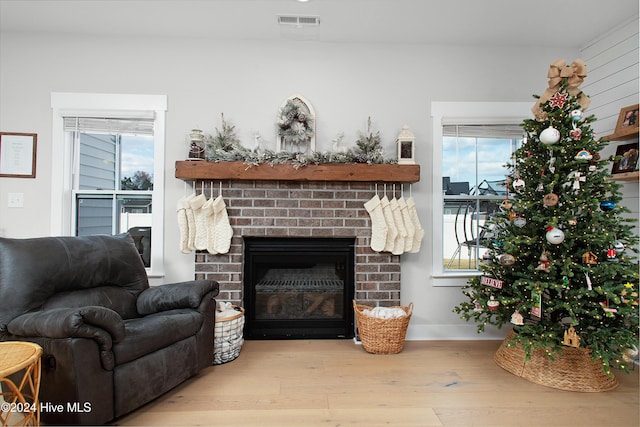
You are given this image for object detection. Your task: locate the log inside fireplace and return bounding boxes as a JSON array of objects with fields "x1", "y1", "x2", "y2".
[{"x1": 243, "y1": 237, "x2": 355, "y2": 339}]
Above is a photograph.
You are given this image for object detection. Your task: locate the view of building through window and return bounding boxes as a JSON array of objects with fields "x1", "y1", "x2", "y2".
[
  {"x1": 442, "y1": 134, "x2": 521, "y2": 271},
  {"x1": 73, "y1": 131, "x2": 154, "y2": 267}
]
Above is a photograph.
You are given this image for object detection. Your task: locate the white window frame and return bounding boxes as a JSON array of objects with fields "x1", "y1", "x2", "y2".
[
  {"x1": 50, "y1": 93, "x2": 167, "y2": 278},
  {"x1": 431, "y1": 101, "x2": 531, "y2": 287}
]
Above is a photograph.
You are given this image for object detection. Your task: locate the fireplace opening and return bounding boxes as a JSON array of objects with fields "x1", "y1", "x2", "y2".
[{"x1": 243, "y1": 237, "x2": 355, "y2": 339}]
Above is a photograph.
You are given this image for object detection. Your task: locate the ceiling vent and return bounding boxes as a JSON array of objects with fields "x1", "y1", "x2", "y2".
[{"x1": 277, "y1": 15, "x2": 320, "y2": 27}]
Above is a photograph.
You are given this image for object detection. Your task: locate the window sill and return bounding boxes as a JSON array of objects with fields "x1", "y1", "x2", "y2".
[
  {"x1": 431, "y1": 271, "x2": 480, "y2": 287},
  {"x1": 146, "y1": 268, "x2": 165, "y2": 279}
]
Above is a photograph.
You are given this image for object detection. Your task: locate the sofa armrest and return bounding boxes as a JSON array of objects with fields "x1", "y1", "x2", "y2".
[
  {"x1": 7, "y1": 306, "x2": 125, "y2": 343},
  {"x1": 7, "y1": 306, "x2": 125, "y2": 370},
  {"x1": 136, "y1": 280, "x2": 219, "y2": 315}
]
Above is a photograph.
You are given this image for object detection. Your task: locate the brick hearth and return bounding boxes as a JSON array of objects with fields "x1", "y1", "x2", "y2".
[{"x1": 193, "y1": 179, "x2": 402, "y2": 308}]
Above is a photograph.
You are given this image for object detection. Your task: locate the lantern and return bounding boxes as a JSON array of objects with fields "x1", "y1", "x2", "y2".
[
  {"x1": 187, "y1": 129, "x2": 205, "y2": 160},
  {"x1": 396, "y1": 124, "x2": 415, "y2": 165}
]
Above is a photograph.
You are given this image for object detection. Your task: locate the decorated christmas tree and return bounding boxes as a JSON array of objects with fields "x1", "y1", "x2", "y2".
[{"x1": 454, "y1": 59, "x2": 639, "y2": 376}]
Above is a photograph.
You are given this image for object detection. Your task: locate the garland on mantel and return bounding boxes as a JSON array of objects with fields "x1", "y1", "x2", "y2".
[{"x1": 201, "y1": 114, "x2": 396, "y2": 169}]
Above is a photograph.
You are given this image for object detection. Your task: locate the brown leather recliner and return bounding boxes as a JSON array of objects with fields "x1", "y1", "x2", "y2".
[{"x1": 0, "y1": 234, "x2": 219, "y2": 425}]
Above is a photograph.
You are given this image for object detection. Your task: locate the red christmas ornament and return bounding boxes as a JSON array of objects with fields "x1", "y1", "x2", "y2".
[
  {"x1": 548, "y1": 91, "x2": 569, "y2": 108},
  {"x1": 570, "y1": 128, "x2": 582, "y2": 139}
]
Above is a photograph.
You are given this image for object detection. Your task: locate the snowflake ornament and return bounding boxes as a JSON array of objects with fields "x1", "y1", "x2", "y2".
[{"x1": 548, "y1": 91, "x2": 569, "y2": 108}]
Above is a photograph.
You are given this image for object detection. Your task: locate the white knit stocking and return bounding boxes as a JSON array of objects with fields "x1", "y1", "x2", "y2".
[
  {"x1": 364, "y1": 194, "x2": 388, "y2": 252},
  {"x1": 406, "y1": 197, "x2": 424, "y2": 253},
  {"x1": 183, "y1": 194, "x2": 197, "y2": 252},
  {"x1": 177, "y1": 197, "x2": 191, "y2": 254},
  {"x1": 380, "y1": 195, "x2": 398, "y2": 253},
  {"x1": 211, "y1": 195, "x2": 234, "y2": 254},
  {"x1": 189, "y1": 193, "x2": 208, "y2": 251},
  {"x1": 390, "y1": 197, "x2": 407, "y2": 255},
  {"x1": 203, "y1": 195, "x2": 218, "y2": 255},
  {"x1": 398, "y1": 197, "x2": 415, "y2": 253}
]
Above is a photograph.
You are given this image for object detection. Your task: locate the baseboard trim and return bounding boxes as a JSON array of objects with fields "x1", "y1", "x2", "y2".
[{"x1": 405, "y1": 324, "x2": 509, "y2": 340}]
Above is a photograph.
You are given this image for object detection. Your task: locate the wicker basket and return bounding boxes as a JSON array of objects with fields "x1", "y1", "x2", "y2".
[
  {"x1": 494, "y1": 331, "x2": 618, "y2": 392},
  {"x1": 353, "y1": 301, "x2": 413, "y2": 354},
  {"x1": 213, "y1": 306, "x2": 245, "y2": 365}
]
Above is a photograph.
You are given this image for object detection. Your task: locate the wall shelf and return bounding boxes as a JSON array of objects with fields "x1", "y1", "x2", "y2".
[
  {"x1": 175, "y1": 161, "x2": 420, "y2": 183},
  {"x1": 602, "y1": 128, "x2": 639, "y2": 141},
  {"x1": 604, "y1": 127, "x2": 638, "y2": 182},
  {"x1": 609, "y1": 171, "x2": 639, "y2": 182}
]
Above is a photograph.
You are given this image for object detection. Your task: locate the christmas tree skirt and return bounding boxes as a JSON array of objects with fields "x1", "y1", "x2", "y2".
[{"x1": 494, "y1": 331, "x2": 618, "y2": 392}]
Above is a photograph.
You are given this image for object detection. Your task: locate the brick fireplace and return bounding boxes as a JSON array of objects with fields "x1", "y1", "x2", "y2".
[
  {"x1": 193, "y1": 180, "x2": 402, "y2": 310},
  {"x1": 179, "y1": 161, "x2": 419, "y2": 339}
]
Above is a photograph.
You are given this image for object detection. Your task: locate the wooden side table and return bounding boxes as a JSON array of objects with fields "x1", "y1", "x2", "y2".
[{"x1": 0, "y1": 342, "x2": 42, "y2": 427}]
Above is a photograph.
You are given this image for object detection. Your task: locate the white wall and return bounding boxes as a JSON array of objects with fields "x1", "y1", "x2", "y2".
[
  {"x1": 580, "y1": 18, "x2": 639, "y2": 233},
  {"x1": 2, "y1": 28, "x2": 629, "y2": 339}
]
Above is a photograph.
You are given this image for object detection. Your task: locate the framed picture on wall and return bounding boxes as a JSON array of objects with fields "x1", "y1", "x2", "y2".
[
  {"x1": 613, "y1": 104, "x2": 639, "y2": 138},
  {"x1": 0, "y1": 132, "x2": 37, "y2": 178},
  {"x1": 611, "y1": 142, "x2": 639, "y2": 175}
]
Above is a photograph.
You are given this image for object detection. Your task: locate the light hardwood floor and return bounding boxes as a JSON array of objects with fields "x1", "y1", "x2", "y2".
[{"x1": 113, "y1": 339, "x2": 639, "y2": 427}]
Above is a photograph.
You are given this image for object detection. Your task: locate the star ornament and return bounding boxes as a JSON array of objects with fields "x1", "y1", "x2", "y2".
[{"x1": 548, "y1": 91, "x2": 569, "y2": 108}]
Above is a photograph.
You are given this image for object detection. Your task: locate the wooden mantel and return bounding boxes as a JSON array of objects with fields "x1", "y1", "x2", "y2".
[{"x1": 175, "y1": 161, "x2": 420, "y2": 183}]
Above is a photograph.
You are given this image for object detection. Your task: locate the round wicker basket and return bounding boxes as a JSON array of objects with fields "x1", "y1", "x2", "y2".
[
  {"x1": 353, "y1": 301, "x2": 413, "y2": 354},
  {"x1": 494, "y1": 331, "x2": 618, "y2": 392}
]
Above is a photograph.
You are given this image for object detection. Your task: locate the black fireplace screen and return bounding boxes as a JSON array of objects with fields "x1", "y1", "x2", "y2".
[{"x1": 243, "y1": 238, "x2": 355, "y2": 339}]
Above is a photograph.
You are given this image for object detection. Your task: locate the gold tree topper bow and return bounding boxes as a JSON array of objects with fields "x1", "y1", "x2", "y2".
[{"x1": 532, "y1": 59, "x2": 590, "y2": 120}]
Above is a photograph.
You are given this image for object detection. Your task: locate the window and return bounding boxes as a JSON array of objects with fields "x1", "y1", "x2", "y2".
[
  {"x1": 68, "y1": 118, "x2": 154, "y2": 266},
  {"x1": 431, "y1": 102, "x2": 531, "y2": 286},
  {"x1": 51, "y1": 93, "x2": 167, "y2": 277},
  {"x1": 442, "y1": 125, "x2": 523, "y2": 271}
]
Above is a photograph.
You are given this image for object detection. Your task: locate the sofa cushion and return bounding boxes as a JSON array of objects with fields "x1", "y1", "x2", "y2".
[
  {"x1": 43, "y1": 286, "x2": 139, "y2": 320},
  {"x1": 113, "y1": 309, "x2": 203, "y2": 365}
]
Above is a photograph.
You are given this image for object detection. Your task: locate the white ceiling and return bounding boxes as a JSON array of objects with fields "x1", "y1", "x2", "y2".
[{"x1": 0, "y1": 0, "x2": 638, "y2": 47}]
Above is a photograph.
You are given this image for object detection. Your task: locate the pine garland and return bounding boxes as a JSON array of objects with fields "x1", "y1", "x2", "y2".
[{"x1": 202, "y1": 114, "x2": 395, "y2": 167}]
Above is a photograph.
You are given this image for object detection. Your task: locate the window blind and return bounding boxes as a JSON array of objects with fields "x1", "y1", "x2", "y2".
[
  {"x1": 63, "y1": 116, "x2": 154, "y2": 136},
  {"x1": 443, "y1": 124, "x2": 524, "y2": 139}
]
